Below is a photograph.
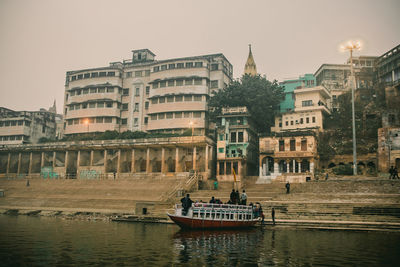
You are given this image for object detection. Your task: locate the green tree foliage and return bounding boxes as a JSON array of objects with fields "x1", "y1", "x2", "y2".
[{"x1": 209, "y1": 74, "x2": 284, "y2": 133}]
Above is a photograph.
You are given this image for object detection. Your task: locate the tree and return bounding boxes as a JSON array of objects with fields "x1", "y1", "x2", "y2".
[{"x1": 209, "y1": 74, "x2": 284, "y2": 133}]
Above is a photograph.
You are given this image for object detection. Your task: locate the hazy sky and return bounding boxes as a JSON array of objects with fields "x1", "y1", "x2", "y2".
[{"x1": 0, "y1": 0, "x2": 399, "y2": 113}]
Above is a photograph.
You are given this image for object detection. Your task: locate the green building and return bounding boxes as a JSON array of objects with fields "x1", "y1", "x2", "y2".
[{"x1": 279, "y1": 74, "x2": 316, "y2": 113}]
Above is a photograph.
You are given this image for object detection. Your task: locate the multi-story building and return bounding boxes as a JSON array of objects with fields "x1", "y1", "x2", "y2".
[
  {"x1": 63, "y1": 49, "x2": 233, "y2": 136},
  {"x1": 0, "y1": 107, "x2": 57, "y2": 145},
  {"x1": 271, "y1": 85, "x2": 331, "y2": 133},
  {"x1": 279, "y1": 74, "x2": 316, "y2": 113},
  {"x1": 258, "y1": 131, "x2": 317, "y2": 183},
  {"x1": 215, "y1": 107, "x2": 258, "y2": 181}
]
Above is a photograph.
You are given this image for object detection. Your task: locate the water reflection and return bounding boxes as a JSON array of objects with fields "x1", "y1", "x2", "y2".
[{"x1": 1, "y1": 215, "x2": 400, "y2": 266}]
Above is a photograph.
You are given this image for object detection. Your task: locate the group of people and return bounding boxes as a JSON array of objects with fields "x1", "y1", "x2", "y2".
[
  {"x1": 228, "y1": 189, "x2": 248, "y2": 205},
  {"x1": 389, "y1": 166, "x2": 399, "y2": 179}
]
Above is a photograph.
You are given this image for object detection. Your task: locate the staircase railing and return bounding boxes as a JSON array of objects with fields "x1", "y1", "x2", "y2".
[{"x1": 161, "y1": 171, "x2": 200, "y2": 202}]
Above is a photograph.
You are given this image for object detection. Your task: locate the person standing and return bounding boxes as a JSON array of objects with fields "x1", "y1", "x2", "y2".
[
  {"x1": 235, "y1": 190, "x2": 240, "y2": 205},
  {"x1": 285, "y1": 182, "x2": 290, "y2": 194},
  {"x1": 240, "y1": 190, "x2": 248, "y2": 205},
  {"x1": 230, "y1": 189, "x2": 236, "y2": 204},
  {"x1": 389, "y1": 166, "x2": 394, "y2": 179},
  {"x1": 180, "y1": 194, "x2": 193, "y2": 216},
  {"x1": 393, "y1": 167, "x2": 399, "y2": 179},
  {"x1": 271, "y1": 207, "x2": 275, "y2": 225}
]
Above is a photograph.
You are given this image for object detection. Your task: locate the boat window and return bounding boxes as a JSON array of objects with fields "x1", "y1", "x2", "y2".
[
  {"x1": 230, "y1": 214, "x2": 234, "y2": 220},
  {"x1": 239, "y1": 214, "x2": 242, "y2": 220},
  {"x1": 221, "y1": 213, "x2": 224, "y2": 219},
  {"x1": 193, "y1": 212, "x2": 198, "y2": 218},
  {"x1": 216, "y1": 214, "x2": 220, "y2": 219},
  {"x1": 206, "y1": 213, "x2": 210, "y2": 219},
  {"x1": 200, "y1": 212, "x2": 204, "y2": 218}
]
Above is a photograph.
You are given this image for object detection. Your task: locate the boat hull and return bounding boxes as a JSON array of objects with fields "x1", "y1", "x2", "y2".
[{"x1": 168, "y1": 213, "x2": 259, "y2": 229}]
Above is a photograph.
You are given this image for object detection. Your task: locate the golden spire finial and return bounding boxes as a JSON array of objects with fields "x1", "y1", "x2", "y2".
[{"x1": 244, "y1": 44, "x2": 257, "y2": 76}]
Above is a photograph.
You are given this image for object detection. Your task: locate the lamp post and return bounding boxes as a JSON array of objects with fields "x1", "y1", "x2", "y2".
[{"x1": 341, "y1": 40, "x2": 361, "y2": 175}]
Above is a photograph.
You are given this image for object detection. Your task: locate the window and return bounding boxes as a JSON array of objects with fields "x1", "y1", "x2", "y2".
[
  {"x1": 69, "y1": 105, "x2": 74, "y2": 111},
  {"x1": 151, "y1": 98, "x2": 158, "y2": 104},
  {"x1": 106, "y1": 102, "x2": 113, "y2": 108},
  {"x1": 194, "y1": 95, "x2": 202, "y2": 101},
  {"x1": 226, "y1": 162, "x2": 231, "y2": 175},
  {"x1": 193, "y1": 112, "x2": 201, "y2": 118},
  {"x1": 71, "y1": 76, "x2": 76, "y2": 81},
  {"x1": 177, "y1": 63, "x2": 184, "y2": 68},
  {"x1": 122, "y1": 103, "x2": 128, "y2": 110},
  {"x1": 152, "y1": 83, "x2": 159, "y2": 89},
  {"x1": 82, "y1": 103, "x2": 87, "y2": 109},
  {"x1": 84, "y1": 73, "x2": 90, "y2": 78},
  {"x1": 184, "y1": 112, "x2": 191, "y2": 118},
  {"x1": 68, "y1": 120, "x2": 73, "y2": 125},
  {"x1": 126, "y1": 72, "x2": 132, "y2": 78},
  {"x1": 279, "y1": 140, "x2": 285, "y2": 151},
  {"x1": 290, "y1": 121, "x2": 293, "y2": 125},
  {"x1": 144, "y1": 117, "x2": 148, "y2": 124},
  {"x1": 185, "y1": 62, "x2": 193, "y2": 68},
  {"x1": 176, "y1": 79, "x2": 183, "y2": 86},
  {"x1": 89, "y1": 102, "x2": 96, "y2": 108},
  {"x1": 123, "y1": 88, "x2": 129, "y2": 95},
  {"x1": 312, "y1": 116, "x2": 316, "y2": 123},
  {"x1": 169, "y1": 64, "x2": 175, "y2": 69},
  {"x1": 145, "y1": 102, "x2": 149, "y2": 109},
  {"x1": 211, "y1": 64, "x2": 219, "y2": 71},
  {"x1": 145, "y1": 86, "x2": 150, "y2": 95},
  {"x1": 151, "y1": 114, "x2": 157, "y2": 120},
  {"x1": 158, "y1": 113, "x2": 165, "y2": 119},
  {"x1": 134, "y1": 103, "x2": 139, "y2": 112},
  {"x1": 107, "y1": 87, "x2": 114, "y2": 93},
  {"x1": 90, "y1": 88, "x2": 97, "y2": 94},
  {"x1": 121, "y1": 119, "x2": 127, "y2": 125},
  {"x1": 107, "y1": 72, "x2": 115, "y2": 76},
  {"x1": 135, "y1": 71, "x2": 142, "y2": 77},
  {"x1": 91, "y1": 72, "x2": 98, "y2": 78},
  {"x1": 97, "y1": 102, "x2": 104, "y2": 108},
  {"x1": 145, "y1": 70, "x2": 150, "y2": 76},
  {"x1": 231, "y1": 132, "x2": 237, "y2": 143},
  {"x1": 175, "y1": 112, "x2": 182, "y2": 118},
  {"x1": 18, "y1": 120, "x2": 23, "y2": 126},
  {"x1": 160, "y1": 81, "x2": 166, "y2": 88},
  {"x1": 184, "y1": 95, "x2": 192, "y2": 101},
  {"x1": 76, "y1": 90, "x2": 81, "y2": 95},
  {"x1": 133, "y1": 118, "x2": 138, "y2": 126},
  {"x1": 194, "y1": 78, "x2": 202, "y2": 85},
  {"x1": 161, "y1": 65, "x2": 167, "y2": 71},
  {"x1": 185, "y1": 79, "x2": 193, "y2": 85},
  {"x1": 135, "y1": 88, "x2": 140, "y2": 96},
  {"x1": 77, "y1": 74, "x2": 83, "y2": 79},
  {"x1": 99, "y1": 72, "x2": 106, "y2": 77},
  {"x1": 195, "y1": 62, "x2": 203, "y2": 67},
  {"x1": 104, "y1": 117, "x2": 112, "y2": 123},
  {"x1": 175, "y1": 95, "x2": 182, "y2": 102},
  {"x1": 300, "y1": 118, "x2": 304, "y2": 124},
  {"x1": 98, "y1": 87, "x2": 105, "y2": 93},
  {"x1": 306, "y1": 117, "x2": 310, "y2": 123},
  {"x1": 210, "y1": 80, "x2": 218, "y2": 88},
  {"x1": 218, "y1": 148, "x2": 224, "y2": 153},
  {"x1": 301, "y1": 139, "x2": 307, "y2": 151},
  {"x1": 238, "y1": 132, "x2": 244, "y2": 142},
  {"x1": 290, "y1": 139, "x2": 296, "y2": 151},
  {"x1": 285, "y1": 121, "x2": 288, "y2": 126},
  {"x1": 153, "y1": 66, "x2": 159, "y2": 72},
  {"x1": 302, "y1": 100, "x2": 313, "y2": 107},
  {"x1": 167, "y1": 96, "x2": 174, "y2": 102},
  {"x1": 159, "y1": 97, "x2": 165, "y2": 103},
  {"x1": 70, "y1": 91, "x2": 75, "y2": 96},
  {"x1": 166, "y1": 112, "x2": 173, "y2": 119},
  {"x1": 168, "y1": 80, "x2": 174, "y2": 87},
  {"x1": 75, "y1": 104, "x2": 80, "y2": 110}
]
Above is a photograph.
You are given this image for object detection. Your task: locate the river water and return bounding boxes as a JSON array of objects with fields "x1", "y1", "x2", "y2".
[{"x1": 1, "y1": 215, "x2": 399, "y2": 266}]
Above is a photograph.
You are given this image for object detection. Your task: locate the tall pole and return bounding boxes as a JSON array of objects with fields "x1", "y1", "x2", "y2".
[{"x1": 349, "y1": 48, "x2": 357, "y2": 175}]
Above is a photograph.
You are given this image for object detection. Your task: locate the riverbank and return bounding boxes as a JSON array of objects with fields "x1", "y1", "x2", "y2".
[{"x1": 1, "y1": 176, "x2": 400, "y2": 231}]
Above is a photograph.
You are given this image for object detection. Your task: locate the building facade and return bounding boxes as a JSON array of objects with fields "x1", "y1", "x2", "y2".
[
  {"x1": 0, "y1": 136, "x2": 214, "y2": 180},
  {"x1": 279, "y1": 74, "x2": 316, "y2": 113},
  {"x1": 258, "y1": 131, "x2": 317, "y2": 183},
  {"x1": 63, "y1": 49, "x2": 233, "y2": 136},
  {"x1": 215, "y1": 107, "x2": 258, "y2": 181},
  {"x1": 0, "y1": 107, "x2": 57, "y2": 145},
  {"x1": 271, "y1": 86, "x2": 331, "y2": 133}
]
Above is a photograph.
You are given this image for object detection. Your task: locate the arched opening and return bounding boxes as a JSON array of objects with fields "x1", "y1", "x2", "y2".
[
  {"x1": 261, "y1": 156, "x2": 274, "y2": 175},
  {"x1": 166, "y1": 157, "x2": 175, "y2": 172},
  {"x1": 279, "y1": 160, "x2": 287, "y2": 173},
  {"x1": 301, "y1": 159, "x2": 310, "y2": 172},
  {"x1": 328, "y1": 162, "x2": 336, "y2": 168}
]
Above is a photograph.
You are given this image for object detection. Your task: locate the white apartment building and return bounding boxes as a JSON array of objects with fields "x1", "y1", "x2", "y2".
[
  {"x1": 63, "y1": 49, "x2": 233, "y2": 136},
  {"x1": 271, "y1": 86, "x2": 331, "y2": 133}
]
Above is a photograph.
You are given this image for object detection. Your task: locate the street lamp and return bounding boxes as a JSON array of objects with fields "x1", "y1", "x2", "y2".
[{"x1": 341, "y1": 40, "x2": 361, "y2": 175}]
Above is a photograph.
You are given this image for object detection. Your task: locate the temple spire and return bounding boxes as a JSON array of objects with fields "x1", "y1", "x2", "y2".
[{"x1": 244, "y1": 44, "x2": 257, "y2": 76}]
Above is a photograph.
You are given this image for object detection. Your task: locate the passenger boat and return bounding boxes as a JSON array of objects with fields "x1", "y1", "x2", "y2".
[{"x1": 167, "y1": 202, "x2": 260, "y2": 229}]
